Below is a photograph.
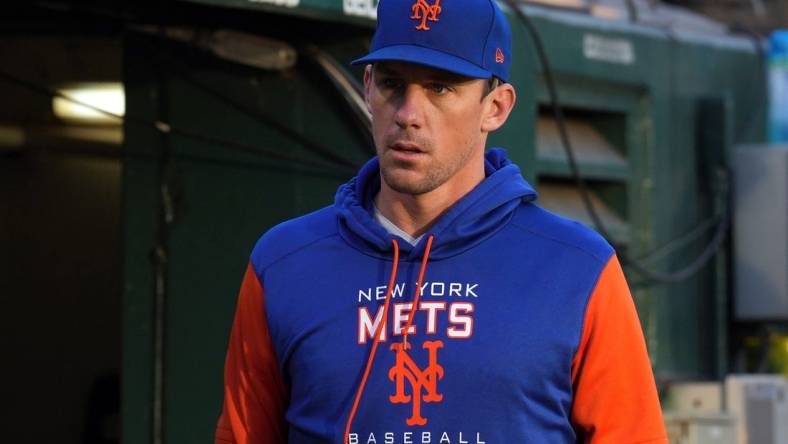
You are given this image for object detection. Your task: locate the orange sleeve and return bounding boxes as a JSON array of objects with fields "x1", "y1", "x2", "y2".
[
  {"x1": 215, "y1": 263, "x2": 288, "y2": 444},
  {"x1": 570, "y1": 255, "x2": 667, "y2": 444}
]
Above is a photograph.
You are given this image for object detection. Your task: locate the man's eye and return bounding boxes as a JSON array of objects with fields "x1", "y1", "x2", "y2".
[
  {"x1": 429, "y1": 83, "x2": 449, "y2": 94},
  {"x1": 380, "y1": 78, "x2": 402, "y2": 89}
]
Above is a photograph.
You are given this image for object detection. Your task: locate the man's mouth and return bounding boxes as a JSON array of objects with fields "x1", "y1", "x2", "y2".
[{"x1": 389, "y1": 142, "x2": 424, "y2": 154}]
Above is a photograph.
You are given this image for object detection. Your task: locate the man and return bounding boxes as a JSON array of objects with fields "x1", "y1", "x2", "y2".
[{"x1": 216, "y1": 0, "x2": 667, "y2": 443}]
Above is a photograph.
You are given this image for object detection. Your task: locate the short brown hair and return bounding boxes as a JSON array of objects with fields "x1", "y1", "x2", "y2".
[{"x1": 482, "y1": 77, "x2": 501, "y2": 100}]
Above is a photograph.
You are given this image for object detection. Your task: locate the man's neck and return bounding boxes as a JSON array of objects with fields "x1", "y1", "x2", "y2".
[{"x1": 374, "y1": 170, "x2": 485, "y2": 239}]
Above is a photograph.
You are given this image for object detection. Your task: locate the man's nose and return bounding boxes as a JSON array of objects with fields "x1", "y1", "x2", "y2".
[{"x1": 394, "y1": 85, "x2": 425, "y2": 129}]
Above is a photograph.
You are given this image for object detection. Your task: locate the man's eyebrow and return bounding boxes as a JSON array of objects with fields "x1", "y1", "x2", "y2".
[{"x1": 373, "y1": 64, "x2": 474, "y2": 84}]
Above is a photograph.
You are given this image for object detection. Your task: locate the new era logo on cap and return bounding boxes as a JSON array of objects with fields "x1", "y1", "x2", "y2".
[
  {"x1": 495, "y1": 48, "x2": 505, "y2": 64},
  {"x1": 352, "y1": 0, "x2": 513, "y2": 82}
]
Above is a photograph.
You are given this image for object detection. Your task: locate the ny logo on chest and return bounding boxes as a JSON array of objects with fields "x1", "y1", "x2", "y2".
[{"x1": 388, "y1": 340, "x2": 444, "y2": 426}]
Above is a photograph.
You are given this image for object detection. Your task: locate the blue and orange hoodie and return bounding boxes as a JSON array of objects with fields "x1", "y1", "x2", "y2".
[{"x1": 215, "y1": 149, "x2": 667, "y2": 444}]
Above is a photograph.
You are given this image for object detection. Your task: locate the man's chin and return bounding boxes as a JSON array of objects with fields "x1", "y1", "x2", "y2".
[{"x1": 382, "y1": 172, "x2": 443, "y2": 196}]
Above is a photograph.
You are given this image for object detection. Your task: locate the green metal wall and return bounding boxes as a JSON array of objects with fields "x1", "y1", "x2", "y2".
[
  {"x1": 123, "y1": 3, "x2": 766, "y2": 442},
  {"x1": 122, "y1": 25, "x2": 372, "y2": 442},
  {"x1": 518, "y1": 8, "x2": 766, "y2": 382}
]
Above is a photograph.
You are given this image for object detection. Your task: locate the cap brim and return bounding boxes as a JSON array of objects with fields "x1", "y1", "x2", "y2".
[{"x1": 351, "y1": 45, "x2": 492, "y2": 79}]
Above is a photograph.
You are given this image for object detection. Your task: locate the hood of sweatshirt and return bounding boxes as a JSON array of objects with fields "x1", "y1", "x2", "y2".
[{"x1": 334, "y1": 148, "x2": 537, "y2": 261}]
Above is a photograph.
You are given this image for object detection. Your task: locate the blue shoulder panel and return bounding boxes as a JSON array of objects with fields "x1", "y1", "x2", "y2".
[{"x1": 250, "y1": 205, "x2": 340, "y2": 277}]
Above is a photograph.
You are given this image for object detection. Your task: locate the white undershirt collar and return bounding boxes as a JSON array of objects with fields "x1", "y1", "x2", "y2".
[{"x1": 373, "y1": 205, "x2": 425, "y2": 247}]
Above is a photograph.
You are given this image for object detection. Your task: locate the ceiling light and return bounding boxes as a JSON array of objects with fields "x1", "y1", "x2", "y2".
[
  {"x1": 53, "y1": 82, "x2": 124, "y2": 123},
  {"x1": 133, "y1": 26, "x2": 297, "y2": 71}
]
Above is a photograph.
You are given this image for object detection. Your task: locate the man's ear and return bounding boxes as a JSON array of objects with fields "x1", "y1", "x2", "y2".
[
  {"x1": 481, "y1": 83, "x2": 516, "y2": 133},
  {"x1": 363, "y1": 64, "x2": 373, "y2": 114}
]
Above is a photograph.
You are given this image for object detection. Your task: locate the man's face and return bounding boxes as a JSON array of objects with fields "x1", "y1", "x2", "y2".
[{"x1": 363, "y1": 62, "x2": 492, "y2": 196}]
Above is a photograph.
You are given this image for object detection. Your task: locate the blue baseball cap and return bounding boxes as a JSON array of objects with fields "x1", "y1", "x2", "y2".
[{"x1": 352, "y1": 0, "x2": 512, "y2": 82}]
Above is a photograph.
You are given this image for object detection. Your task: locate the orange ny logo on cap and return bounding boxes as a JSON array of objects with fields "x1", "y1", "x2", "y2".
[{"x1": 411, "y1": 0, "x2": 443, "y2": 31}]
